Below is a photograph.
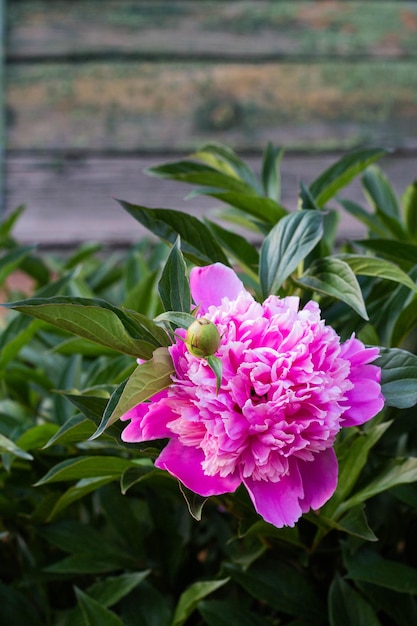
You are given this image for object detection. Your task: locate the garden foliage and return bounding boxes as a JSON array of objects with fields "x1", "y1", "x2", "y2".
[{"x1": 1, "y1": 144, "x2": 417, "y2": 625}]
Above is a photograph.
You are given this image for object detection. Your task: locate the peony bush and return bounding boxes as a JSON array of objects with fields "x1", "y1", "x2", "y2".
[{"x1": 1, "y1": 144, "x2": 417, "y2": 625}]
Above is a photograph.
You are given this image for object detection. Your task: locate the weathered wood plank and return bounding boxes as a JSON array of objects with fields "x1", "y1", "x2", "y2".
[
  {"x1": 6, "y1": 61, "x2": 417, "y2": 152},
  {"x1": 7, "y1": 1, "x2": 417, "y2": 60},
  {"x1": 5, "y1": 153, "x2": 417, "y2": 245}
]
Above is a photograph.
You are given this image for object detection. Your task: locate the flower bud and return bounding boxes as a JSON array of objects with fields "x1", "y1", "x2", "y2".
[{"x1": 185, "y1": 318, "x2": 221, "y2": 358}]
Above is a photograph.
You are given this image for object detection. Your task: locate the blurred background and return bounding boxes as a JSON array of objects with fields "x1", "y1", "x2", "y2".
[{"x1": 3, "y1": 0, "x2": 417, "y2": 247}]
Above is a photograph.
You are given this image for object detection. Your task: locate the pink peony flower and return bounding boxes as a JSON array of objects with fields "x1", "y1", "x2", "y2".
[{"x1": 121, "y1": 263, "x2": 384, "y2": 527}]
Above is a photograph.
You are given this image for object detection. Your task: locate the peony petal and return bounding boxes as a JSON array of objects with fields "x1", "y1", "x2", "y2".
[
  {"x1": 298, "y1": 448, "x2": 338, "y2": 512},
  {"x1": 121, "y1": 395, "x2": 174, "y2": 443},
  {"x1": 190, "y1": 263, "x2": 245, "y2": 314},
  {"x1": 243, "y1": 460, "x2": 304, "y2": 527},
  {"x1": 155, "y1": 439, "x2": 241, "y2": 496}
]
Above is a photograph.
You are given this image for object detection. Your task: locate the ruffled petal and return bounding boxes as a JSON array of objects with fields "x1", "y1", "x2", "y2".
[
  {"x1": 190, "y1": 263, "x2": 245, "y2": 314},
  {"x1": 339, "y1": 336, "x2": 383, "y2": 426},
  {"x1": 121, "y1": 393, "x2": 174, "y2": 443},
  {"x1": 298, "y1": 448, "x2": 338, "y2": 512},
  {"x1": 243, "y1": 460, "x2": 304, "y2": 528},
  {"x1": 155, "y1": 439, "x2": 241, "y2": 496}
]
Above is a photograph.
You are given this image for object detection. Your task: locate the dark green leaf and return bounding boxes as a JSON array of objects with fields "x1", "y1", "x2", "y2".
[
  {"x1": 296, "y1": 257, "x2": 368, "y2": 320},
  {"x1": 205, "y1": 218, "x2": 259, "y2": 272},
  {"x1": 347, "y1": 558, "x2": 417, "y2": 594},
  {"x1": 309, "y1": 149, "x2": 387, "y2": 208},
  {"x1": 147, "y1": 159, "x2": 255, "y2": 194},
  {"x1": 75, "y1": 587, "x2": 125, "y2": 626},
  {"x1": 338, "y1": 199, "x2": 389, "y2": 237},
  {"x1": 34, "y1": 456, "x2": 137, "y2": 485},
  {"x1": 328, "y1": 576, "x2": 382, "y2": 626},
  {"x1": 158, "y1": 237, "x2": 190, "y2": 313},
  {"x1": 376, "y1": 347, "x2": 417, "y2": 408},
  {"x1": 362, "y1": 165, "x2": 400, "y2": 219},
  {"x1": 391, "y1": 297, "x2": 417, "y2": 347},
  {"x1": 172, "y1": 578, "x2": 230, "y2": 626},
  {"x1": 192, "y1": 142, "x2": 262, "y2": 192},
  {"x1": 403, "y1": 181, "x2": 417, "y2": 242},
  {"x1": 118, "y1": 201, "x2": 229, "y2": 265},
  {"x1": 339, "y1": 457, "x2": 417, "y2": 514},
  {"x1": 226, "y1": 559, "x2": 324, "y2": 623},
  {"x1": 262, "y1": 143, "x2": 284, "y2": 201},
  {"x1": 355, "y1": 239, "x2": 417, "y2": 271},
  {"x1": 206, "y1": 191, "x2": 286, "y2": 224},
  {"x1": 0, "y1": 244, "x2": 36, "y2": 285},
  {"x1": 92, "y1": 347, "x2": 174, "y2": 437},
  {"x1": 5, "y1": 296, "x2": 170, "y2": 359},
  {"x1": 87, "y1": 571, "x2": 150, "y2": 608},
  {"x1": 0, "y1": 583, "x2": 44, "y2": 626},
  {"x1": 0, "y1": 433, "x2": 33, "y2": 461},
  {"x1": 260, "y1": 210, "x2": 324, "y2": 296},
  {"x1": 178, "y1": 482, "x2": 208, "y2": 521},
  {"x1": 198, "y1": 599, "x2": 267, "y2": 626},
  {"x1": 338, "y1": 254, "x2": 417, "y2": 292},
  {"x1": 48, "y1": 476, "x2": 117, "y2": 520}
]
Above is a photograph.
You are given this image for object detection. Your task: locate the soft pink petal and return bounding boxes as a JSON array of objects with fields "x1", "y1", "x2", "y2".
[
  {"x1": 155, "y1": 439, "x2": 241, "y2": 496},
  {"x1": 298, "y1": 448, "x2": 338, "y2": 512},
  {"x1": 121, "y1": 395, "x2": 174, "y2": 443},
  {"x1": 190, "y1": 263, "x2": 245, "y2": 314},
  {"x1": 243, "y1": 461, "x2": 304, "y2": 528}
]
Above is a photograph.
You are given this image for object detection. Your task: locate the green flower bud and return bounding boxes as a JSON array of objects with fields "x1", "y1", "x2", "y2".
[{"x1": 185, "y1": 318, "x2": 221, "y2": 358}]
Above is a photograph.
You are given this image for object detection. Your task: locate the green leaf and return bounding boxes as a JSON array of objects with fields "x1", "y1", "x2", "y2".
[
  {"x1": 147, "y1": 159, "x2": 255, "y2": 194},
  {"x1": 120, "y1": 463, "x2": 158, "y2": 494},
  {"x1": 93, "y1": 347, "x2": 174, "y2": 437},
  {"x1": 192, "y1": 142, "x2": 263, "y2": 192},
  {"x1": 75, "y1": 587, "x2": 125, "y2": 626},
  {"x1": 5, "y1": 296, "x2": 170, "y2": 359},
  {"x1": 347, "y1": 558, "x2": 417, "y2": 594},
  {"x1": 355, "y1": 239, "x2": 417, "y2": 271},
  {"x1": 338, "y1": 457, "x2": 417, "y2": 515},
  {"x1": 356, "y1": 582, "x2": 417, "y2": 626},
  {"x1": 328, "y1": 576, "x2": 382, "y2": 626},
  {"x1": 158, "y1": 237, "x2": 191, "y2": 313},
  {"x1": 206, "y1": 355, "x2": 222, "y2": 393},
  {"x1": 87, "y1": 571, "x2": 150, "y2": 608},
  {"x1": 205, "y1": 218, "x2": 259, "y2": 273},
  {"x1": 0, "y1": 244, "x2": 36, "y2": 285},
  {"x1": 15, "y1": 423, "x2": 59, "y2": 451},
  {"x1": 325, "y1": 423, "x2": 392, "y2": 515},
  {"x1": 172, "y1": 578, "x2": 230, "y2": 626},
  {"x1": 118, "y1": 200, "x2": 229, "y2": 266},
  {"x1": 198, "y1": 599, "x2": 267, "y2": 626},
  {"x1": 362, "y1": 165, "x2": 400, "y2": 219},
  {"x1": 47, "y1": 476, "x2": 117, "y2": 520},
  {"x1": 309, "y1": 148, "x2": 387, "y2": 208},
  {"x1": 307, "y1": 505, "x2": 377, "y2": 542},
  {"x1": 34, "y1": 456, "x2": 136, "y2": 486},
  {"x1": 338, "y1": 254, "x2": 417, "y2": 293},
  {"x1": 338, "y1": 199, "x2": 390, "y2": 237},
  {"x1": 260, "y1": 210, "x2": 324, "y2": 297},
  {"x1": 0, "y1": 433, "x2": 33, "y2": 461},
  {"x1": 262, "y1": 143, "x2": 284, "y2": 201},
  {"x1": 403, "y1": 181, "x2": 417, "y2": 242},
  {"x1": 296, "y1": 257, "x2": 368, "y2": 320},
  {"x1": 206, "y1": 191, "x2": 286, "y2": 224},
  {"x1": 226, "y1": 559, "x2": 324, "y2": 623},
  {"x1": 376, "y1": 347, "x2": 417, "y2": 408},
  {"x1": 391, "y1": 298, "x2": 417, "y2": 347},
  {"x1": 0, "y1": 583, "x2": 44, "y2": 626},
  {"x1": 178, "y1": 482, "x2": 208, "y2": 521},
  {"x1": 154, "y1": 311, "x2": 196, "y2": 330}
]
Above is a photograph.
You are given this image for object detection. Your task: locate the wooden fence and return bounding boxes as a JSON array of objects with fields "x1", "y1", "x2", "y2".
[{"x1": 4, "y1": 0, "x2": 417, "y2": 246}]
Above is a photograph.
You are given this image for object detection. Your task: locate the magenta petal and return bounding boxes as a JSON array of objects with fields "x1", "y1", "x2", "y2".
[
  {"x1": 190, "y1": 263, "x2": 245, "y2": 313},
  {"x1": 243, "y1": 461, "x2": 304, "y2": 528},
  {"x1": 155, "y1": 439, "x2": 241, "y2": 496},
  {"x1": 121, "y1": 395, "x2": 174, "y2": 443},
  {"x1": 298, "y1": 448, "x2": 338, "y2": 513}
]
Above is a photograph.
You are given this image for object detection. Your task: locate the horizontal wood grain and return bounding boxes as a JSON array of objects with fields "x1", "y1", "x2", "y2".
[
  {"x1": 7, "y1": 61, "x2": 417, "y2": 152},
  {"x1": 5, "y1": 152, "x2": 417, "y2": 246},
  {"x1": 7, "y1": 1, "x2": 417, "y2": 60}
]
